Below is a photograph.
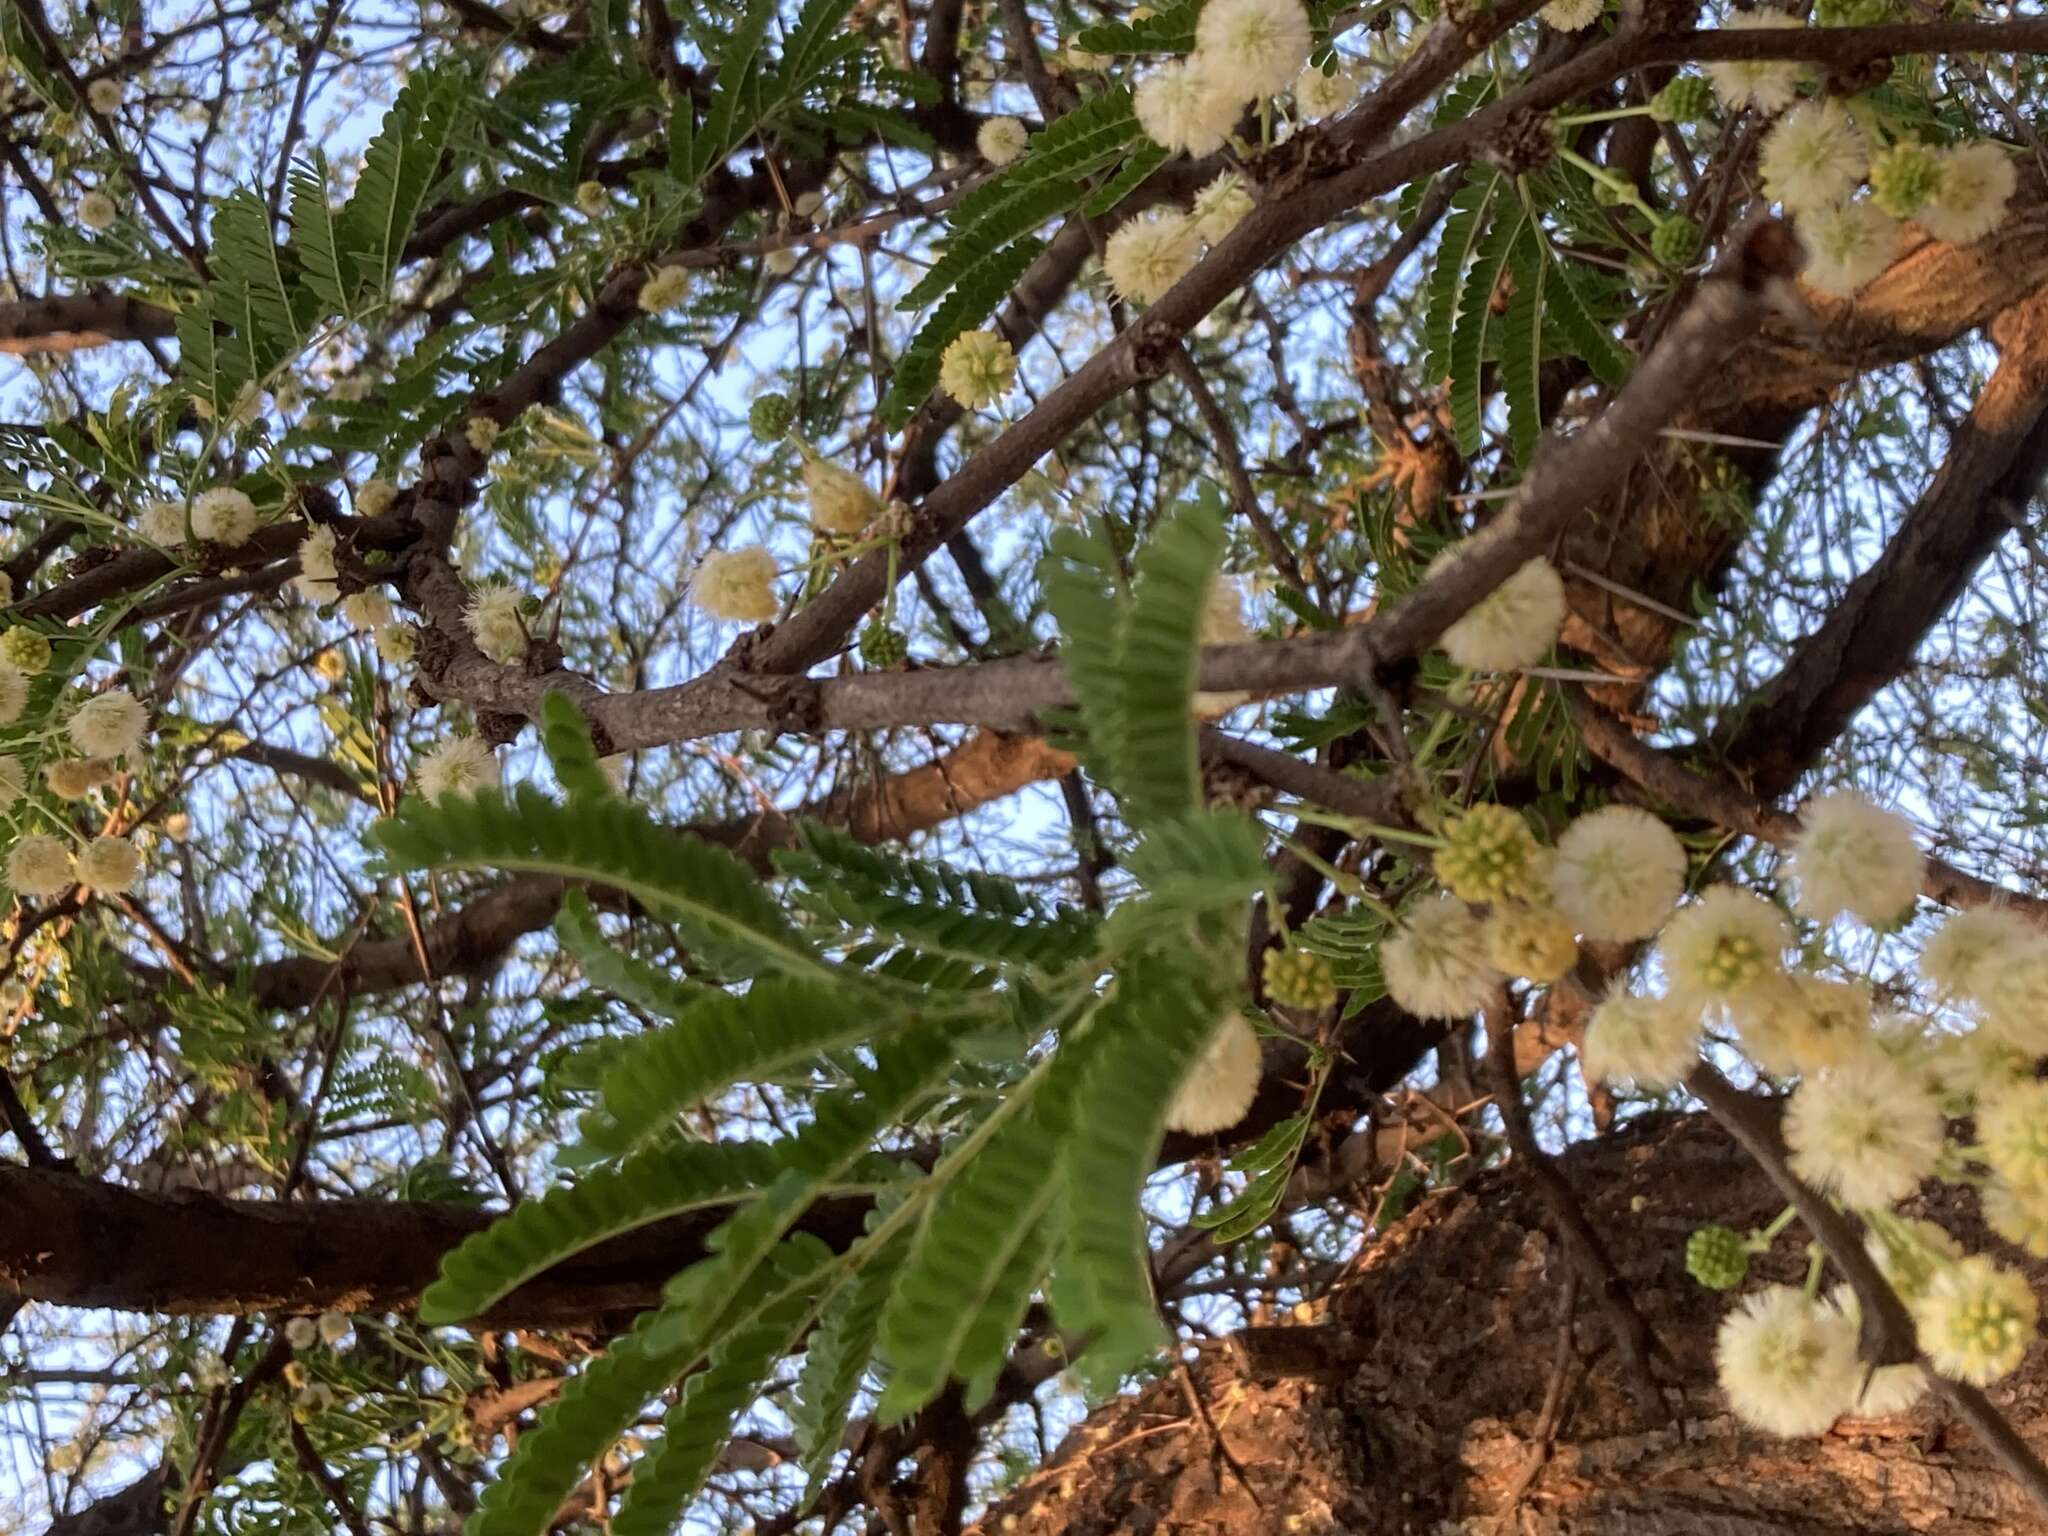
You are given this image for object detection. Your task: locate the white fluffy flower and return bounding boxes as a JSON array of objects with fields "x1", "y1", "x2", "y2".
[
  {"x1": 938, "y1": 330, "x2": 1017, "y2": 408},
  {"x1": 1379, "y1": 895, "x2": 1498, "y2": 1020},
  {"x1": 316, "y1": 1310, "x2": 353, "y2": 1347},
  {"x1": 7, "y1": 835, "x2": 76, "y2": 898},
  {"x1": 1103, "y1": 207, "x2": 1199, "y2": 303},
  {"x1": 138, "y1": 500, "x2": 188, "y2": 547},
  {"x1": 1195, "y1": 0, "x2": 1312, "y2": 101},
  {"x1": 464, "y1": 583, "x2": 528, "y2": 663},
  {"x1": 637, "y1": 264, "x2": 690, "y2": 314},
  {"x1": 1715, "y1": 1284, "x2": 1862, "y2": 1436},
  {"x1": 341, "y1": 590, "x2": 392, "y2": 632},
  {"x1": 415, "y1": 736, "x2": 501, "y2": 801},
  {"x1": 1548, "y1": 805, "x2": 1688, "y2": 943},
  {"x1": 802, "y1": 458, "x2": 879, "y2": 534},
  {"x1": 1918, "y1": 141, "x2": 2017, "y2": 245},
  {"x1": 1294, "y1": 61, "x2": 1359, "y2": 117},
  {"x1": 1921, "y1": 905, "x2": 2035, "y2": 1006},
  {"x1": 0, "y1": 664, "x2": 24, "y2": 727},
  {"x1": 1784, "y1": 1056, "x2": 1944, "y2": 1209},
  {"x1": 77, "y1": 835, "x2": 141, "y2": 894},
  {"x1": 1799, "y1": 201, "x2": 1899, "y2": 299},
  {"x1": 374, "y1": 622, "x2": 418, "y2": 664},
  {"x1": 976, "y1": 115, "x2": 1029, "y2": 166},
  {"x1": 1866, "y1": 1216, "x2": 1964, "y2": 1308},
  {"x1": 77, "y1": 190, "x2": 117, "y2": 231},
  {"x1": 1581, "y1": 986, "x2": 1700, "y2": 1089},
  {"x1": 1189, "y1": 173, "x2": 1255, "y2": 244},
  {"x1": 1980, "y1": 942, "x2": 2048, "y2": 1053},
  {"x1": 1977, "y1": 1081, "x2": 2048, "y2": 1195},
  {"x1": 1540, "y1": 0, "x2": 1603, "y2": 30},
  {"x1": 1657, "y1": 886, "x2": 1790, "y2": 1003},
  {"x1": 295, "y1": 526, "x2": 340, "y2": 604},
  {"x1": 1758, "y1": 100, "x2": 1868, "y2": 215},
  {"x1": 1984, "y1": 1181, "x2": 2048, "y2": 1260},
  {"x1": 356, "y1": 479, "x2": 398, "y2": 518},
  {"x1": 87, "y1": 78, "x2": 122, "y2": 115},
  {"x1": 1703, "y1": 11, "x2": 1805, "y2": 115},
  {"x1": 1912, "y1": 1255, "x2": 2038, "y2": 1386},
  {"x1": 0, "y1": 756, "x2": 22, "y2": 810},
  {"x1": 1134, "y1": 59, "x2": 1242, "y2": 158},
  {"x1": 285, "y1": 1316, "x2": 319, "y2": 1351},
  {"x1": 1788, "y1": 790, "x2": 1922, "y2": 928},
  {"x1": 1734, "y1": 973, "x2": 1875, "y2": 1078},
  {"x1": 1164, "y1": 1013, "x2": 1263, "y2": 1134},
  {"x1": 67, "y1": 690, "x2": 148, "y2": 760},
  {"x1": 690, "y1": 547, "x2": 780, "y2": 623},
  {"x1": 0, "y1": 570, "x2": 11, "y2": 608},
  {"x1": 191, "y1": 488, "x2": 259, "y2": 546},
  {"x1": 1434, "y1": 552, "x2": 1568, "y2": 672},
  {"x1": 1827, "y1": 1288, "x2": 1929, "y2": 1416}
]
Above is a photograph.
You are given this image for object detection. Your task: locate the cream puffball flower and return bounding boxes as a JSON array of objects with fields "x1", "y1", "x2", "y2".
[
  {"x1": 356, "y1": 479, "x2": 398, "y2": 518},
  {"x1": 1581, "y1": 987, "x2": 1700, "y2": 1089},
  {"x1": 637, "y1": 264, "x2": 691, "y2": 314},
  {"x1": 803, "y1": 458, "x2": 880, "y2": 534},
  {"x1": 78, "y1": 190, "x2": 117, "y2": 231},
  {"x1": 1788, "y1": 790, "x2": 1922, "y2": 928},
  {"x1": 1703, "y1": 11, "x2": 1805, "y2": 115},
  {"x1": 1800, "y1": 201, "x2": 1899, "y2": 299},
  {"x1": 1977, "y1": 1081, "x2": 2048, "y2": 1195},
  {"x1": 78, "y1": 836, "x2": 142, "y2": 894},
  {"x1": 690, "y1": 547, "x2": 780, "y2": 623},
  {"x1": 1783, "y1": 1056, "x2": 1944, "y2": 1209},
  {"x1": 7, "y1": 836, "x2": 76, "y2": 899},
  {"x1": 1189, "y1": 173, "x2": 1255, "y2": 244},
  {"x1": 1195, "y1": 0, "x2": 1313, "y2": 101},
  {"x1": 0, "y1": 664, "x2": 25, "y2": 727},
  {"x1": 415, "y1": 736, "x2": 501, "y2": 801},
  {"x1": 68, "y1": 690, "x2": 148, "y2": 760},
  {"x1": 1379, "y1": 896, "x2": 1498, "y2": 1020},
  {"x1": 1164, "y1": 1013, "x2": 1263, "y2": 1134},
  {"x1": 464, "y1": 583, "x2": 528, "y2": 663},
  {"x1": 1540, "y1": 0, "x2": 1603, "y2": 30},
  {"x1": 341, "y1": 590, "x2": 392, "y2": 632},
  {"x1": 1920, "y1": 905, "x2": 2035, "y2": 1005},
  {"x1": 296, "y1": 526, "x2": 341, "y2": 604},
  {"x1": 1918, "y1": 141, "x2": 2017, "y2": 246},
  {"x1": 138, "y1": 501, "x2": 188, "y2": 547},
  {"x1": 87, "y1": 78, "x2": 122, "y2": 115},
  {"x1": 938, "y1": 330, "x2": 1018, "y2": 409},
  {"x1": 976, "y1": 116, "x2": 1029, "y2": 166},
  {"x1": 1984, "y1": 1181, "x2": 2048, "y2": 1260},
  {"x1": 1827, "y1": 1288, "x2": 1929, "y2": 1416},
  {"x1": 1548, "y1": 805, "x2": 1687, "y2": 943},
  {"x1": 1714, "y1": 1284, "x2": 1862, "y2": 1437},
  {"x1": 1758, "y1": 100, "x2": 1868, "y2": 215},
  {"x1": 191, "y1": 488, "x2": 260, "y2": 546},
  {"x1": 0, "y1": 757, "x2": 22, "y2": 811},
  {"x1": 1103, "y1": 207, "x2": 1199, "y2": 303},
  {"x1": 1657, "y1": 885, "x2": 1790, "y2": 1003},
  {"x1": 1733, "y1": 973, "x2": 1875, "y2": 1078},
  {"x1": 1134, "y1": 59, "x2": 1242, "y2": 158},
  {"x1": 1433, "y1": 552, "x2": 1568, "y2": 672},
  {"x1": 1293, "y1": 62, "x2": 1359, "y2": 117},
  {"x1": 1912, "y1": 1255, "x2": 2038, "y2": 1386}
]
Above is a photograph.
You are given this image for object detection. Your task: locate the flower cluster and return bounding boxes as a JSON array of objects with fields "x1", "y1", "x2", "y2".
[{"x1": 1132, "y1": 0, "x2": 1311, "y2": 159}]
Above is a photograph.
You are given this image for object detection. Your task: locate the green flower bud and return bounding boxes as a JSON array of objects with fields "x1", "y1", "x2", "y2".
[
  {"x1": 1686, "y1": 1225, "x2": 1751, "y2": 1291},
  {"x1": 1651, "y1": 75, "x2": 1713, "y2": 123},
  {"x1": 1651, "y1": 216, "x2": 1702, "y2": 268},
  {"x1": 0, "y1": 627, "x2": 53, "y2": 674},
  {"x1": 1262, "y1": 946, "x2": 1338, "y2": 1010},
  {"x1": 857, "y1": 623, "x2": 908, "y2": 669},
  {"x1": 749, "y1": 393, "x2": 796, "y2": 443},
  {"x1": 1869, "y1": 140, "x2": 1943, "y2": 218}
]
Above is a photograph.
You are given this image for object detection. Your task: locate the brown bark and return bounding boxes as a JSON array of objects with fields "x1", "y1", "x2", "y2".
[{"x1": 974, "y1": 1114, "x2": 2048, "y2": 1535}]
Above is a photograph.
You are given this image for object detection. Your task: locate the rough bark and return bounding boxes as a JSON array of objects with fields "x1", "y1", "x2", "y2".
[{"x1": 974, "y1": 1114, "x2": 2048, "y2": 1535}]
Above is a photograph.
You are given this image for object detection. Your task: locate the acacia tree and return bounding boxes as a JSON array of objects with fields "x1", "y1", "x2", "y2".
[{"x1": 4, "y1": 0, "x2": 2048, "y2": 1530}]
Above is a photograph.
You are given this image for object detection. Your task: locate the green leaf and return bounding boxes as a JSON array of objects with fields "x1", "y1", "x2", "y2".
[
  {"x1": 537, "y1": 690, "x2": 612, "y2": 802},
  {"x1": 1073, "y1": 0, "x2": 1199, "y2": 53},
  {"x1": 1081, "y1": 139, "x2": 1170, "y2": 219},
  {"x1": 554, "y1": 890, "x2": 712, "y2": 1021},
  {"x1": 1422, "y1": 169, "x2": 1501, "y2": 387},
  {"x1": 880, "y1": 236, "x2": 1044, "y2": 430},
  {"x1": 1040, "y1": 522, "x2": 1128, "y2": 789},
  {"x1": 287, "y1": 153, "x2": 348, "y2": 317},
  {"x1": 791, "y1": 1219, "x2": 911, "y2": 1503},
  {"x1": 370, "y1": 784, "x2": 817, "y2": 981},
  {"x1": 1117, "y1": 495, "x2": 1227, "y2": 827},
  {"x1": 1546, "y1": 252, "x2": 1632, "y2": 389},
  {"x1": 338, "y1": 64, "x2": 464, "y2": 304},
  {"x1": 1191, "y1": 1112, "x2": 1307, "y2": 1244},
  {"x1": 1501, "y1": 223, "x2": 1546, "y2": 466},
  {"x1": 1449, "y1": 197, "x2": 1528, "y2": 458}
]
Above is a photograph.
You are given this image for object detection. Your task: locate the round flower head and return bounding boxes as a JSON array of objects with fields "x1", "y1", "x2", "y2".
[
  {"x1": 1800, "y1": 201, "x2": 1899, "y2": 299},
  {"x1": 1103, "y1": 207, "x2": 1199, "y2": 303},
  {"x1": 976, "y1": 115, "x2": 1029, "y2": 166},
  {"x1": 1540, "y1": 0, "x2": 1603, "y2": 30},
  {"x1": 1379, "y1": 895, "x2": 1499, "y2": 1020},
  {"x1": 764, "y1": 247, "x2": 800, "y2": 276},
  {"x1": 1134, "y1": 58, "x2": 1243, "y2": 157},
  {"x1": 1194, "y1": 574, "x2": 1253, "y2": 715},
  {"x1": 374, "y1": 622, "x2": 418, "y2": 664},
  {"x1": 1164, "y1": 1012, "x2": 1263, "y2": 1134},
  {"x1": 802, "y1": 458, "x2": 879, "y2": 535},
  {"x1": 1979, "y1": 941, "x2": 2048, "y2": 1053},
  {"x1": 191, "y1": 488, "x2": 259, "y2": 547},
  {"x1": 77, "y1": 190, "x2": 117, "y2": 232},
  {"x1": 575, "y1": 179, "x2": 608, "y2": 216},
  {"x1": 1714, "y1": 1283, "x2": 1862, "y2": 1437},
  {"x1": 7, "y1": 835, "x2": 76, "y2": 899},
  {"x1": 138, "y1": 500, "x2": 188, "y2": 548},
  {"x1": 1920, "y1": 905, "x2": 2036, "y2": 1006},
  {"x1": 1826, "y1": 1288, "x2": 1929, "y2": 1417},
  {"x1": 0, "y1": 570, "x2": 11, "y2": 607},
  {"x1": 1485, "y1": 903, "x2": 1578, "y2": 984},
  {"x1": 1189, "y1": 173, "x2": 1255, "y2": 244},
  {"x1": 1581, "y1": 986, "x2": 1700, "y2": 1089},
  {"x1": 793, "y1": 191, "x2": 824, "y2": 221},
  {"x1": 0, "y1": 629, "x2": 52, "y2": 675},
  {"x1": 1912, "y1": 1255, "x2": 2038, "y2": 1386},
  {"x1": 1985, "y1": 1181, "x2": 2048, "y2": 1260},
  {"x1": 1866, "y1": 1215, "x2": 1964, "y2": 1308},
  {"x1": 1434, "y1": 803, "x2": 1546, "y2": 905},
  {"x1": 0, "y1": 663, "x2": 24, "y2": 726},
  {"x1": 355, "y1": 479, "x2": 397, "y2": 519},
  {"x1": 1656, "y1": 885, "x2": 1789, "y2": 1003},
  {"x1": 1868, "y1": 140, "x2": 1941, "y2": 219},
  {"x1": 464, "y1": 583, "x2": 528, "y2": 663},
  {"x1": 0, "y1": 757, "x2": 22, "y2": 811},
  {"x1": 1195, "y1": 0, "x2": 1313, "y2": 101},
  {"x1": 465, "y1": 416, "x2": 500, "y2": 456},
  {"x1": 938, "y1": 330, "x2": 1018, "y2": 409},
  {"x1": 1703, "y1": 11, "x2": 1805, "y2": 115},
  {"x1": 1548, "y1": 805, "x2": 1687, "y2": 942},
  {"x1": 1432, "y1": 551, "x2": 1568, "y2": 672},
  {"x1": 1977, "y1": 1080, "x2": 2048, "y2": 1195},
  {"x1": 316, "y1": 1310, "x2": 353, "y2": 1347},
  {"x1": 77, "y1": 835, "x2": 141, "y2": 895},
  {"x1": 1788, "y1": 790, "x2": 1921, "y2": 928},
  {"x1": 637, "y1": 264, "x2": 691, "y2": 314},
  {"x1": 295, "y1": 526, "x2": 340, "y2": 604},
  {"x1": 341, "y1": 590, "x2": 392, "y2": 632},
  {"x1": 1293, "y1": 61, "x2": 1359, "y2": 117},
  {"x1": 1918, "y1": 141, "x2": 2017, "y2": 246},
  {"x1": 1733, "y1": 973, "x2": 1874, "y2": 1077},
  {"x1": 1758, "y1": 100, "x2": 1868, "y2": 215},
  {"x1": 285, "y1": 1316, "x2": 319, "y2": 1351},
  {"x1": 67, "y1": 690, "x2": 148, "y2": 760},
  {"x1": 1927, "y1": 1026, "x2": 2033, "y2": 1105},
  {"x1": 1784, "y1": 1056, "x2": 1944, "y2": 1209},
  {"x1": 45, "y1": 759, "x2": 112, "y2": 801},
  {"x1": 415, "y1": 736, "x2": 501, "y2": 801},
  {"x1": 690, "y1": 547, "x2": 780, "y2": 623},
  {"x1": 87, "y1": 78, "x2": 122, "y2": 115}
]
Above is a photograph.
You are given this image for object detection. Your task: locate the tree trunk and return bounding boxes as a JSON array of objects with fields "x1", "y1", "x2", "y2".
[{"x1": 975, "y1": 1115, "x2": 2048, "y2": 1535}]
